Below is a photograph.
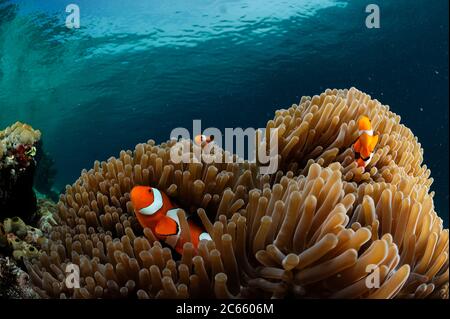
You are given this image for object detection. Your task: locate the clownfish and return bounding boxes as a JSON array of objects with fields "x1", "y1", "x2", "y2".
[
  {"x1": 194, "y1": 134, "x2": 214, "y2": 146},
  {"x1": 352, "y1": 116, "x2": 379, "y2": 168},
  {"x1": 130, "y1": 186, "x2": 212, "y2": 254},
  {"x1": 26, "y1": 146, "x2": 36, "y2": 157}
]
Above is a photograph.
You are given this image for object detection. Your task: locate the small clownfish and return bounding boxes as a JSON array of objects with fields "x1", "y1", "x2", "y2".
[
  {"x1": 130, "y1": 186, "x2": 212, "y2": 254},
  {"x1": 26, "y1": 146, "x2": 37, "y2": 157},
  {"x1": 194, "y1": 134, "x2": 214, "y2": 146},
  {"x1": 352, "y1": 116, "x2": 379, "y2": 168}
]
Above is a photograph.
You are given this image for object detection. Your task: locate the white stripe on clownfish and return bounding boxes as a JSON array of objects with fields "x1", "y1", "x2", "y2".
[
  {"x1": 163, "y1": 209, "x2": 213, "y2": 247},
  {"x1": 166, "y1": 209, "x2": 182, "y2": 236},
  {"x1": 140, "y1": 188, "x2": 163, "y2": 215},
  {"x1": 359, "y1": 129, "x2": 373, "y2": 136},
  {"x1": 164, "y1": 208, "x2": 182, "y2": 247},
  {"x1": 363, "y1": 152, "x2": 374, "y2": 166}
]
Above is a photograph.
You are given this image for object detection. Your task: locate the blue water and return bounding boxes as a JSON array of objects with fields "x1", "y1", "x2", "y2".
[{"x1": 0, "y1": 0, "x2": 448, "y2": 225}]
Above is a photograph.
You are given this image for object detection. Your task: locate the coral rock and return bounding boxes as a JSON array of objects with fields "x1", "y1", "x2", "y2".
[{"x1": 0, "y1": 122, "x2": 41, "y2": 223}]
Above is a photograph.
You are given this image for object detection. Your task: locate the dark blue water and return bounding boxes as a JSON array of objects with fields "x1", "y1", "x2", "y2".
[{"x1": 0, "y1": 0, "x2": 448, "y2": 225}]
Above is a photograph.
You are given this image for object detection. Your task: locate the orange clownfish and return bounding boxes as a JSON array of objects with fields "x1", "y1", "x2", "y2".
[
  {"x1": 130, "y1": 186, "x2": 212, "y2": 254},
  {"x1": 194, "y1": 134, "x2": 214, "y2": 146},
  {"x1": 352, "y1": 116, "x2": 379, "y2": 168}
]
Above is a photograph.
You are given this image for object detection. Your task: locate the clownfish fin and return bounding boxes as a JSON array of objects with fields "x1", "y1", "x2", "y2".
[
  {"x1": 369, "y1": 135, "x2": 379, "y2": 151},
  {"x1": 353, "y1": 139, "x2": 361, "y2": 152},
  {"x1": 357, "y1": 158, "x2": 366, "y2": 167},
  {"x1": 155, "y1": 216, "x2": 178, "y2": 237}
]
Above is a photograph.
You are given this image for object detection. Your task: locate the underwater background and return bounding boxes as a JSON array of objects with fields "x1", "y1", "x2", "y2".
[{"x1": 0, "y1": 0, "x2": 448, "y2": 225}]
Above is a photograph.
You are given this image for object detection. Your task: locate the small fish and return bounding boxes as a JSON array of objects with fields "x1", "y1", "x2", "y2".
[
  {"x1": 352, "y1": 116, "x2": 379, "y2": 168},
  {"x1": 194, "y1": 134, "x2": 214, "y2": 146},
  {"x1": 130, "y1": 186, "x2": 211, "y2": 254},
  {"x1": 25, "y1": 146, "x2": 36, "y2": 157}
]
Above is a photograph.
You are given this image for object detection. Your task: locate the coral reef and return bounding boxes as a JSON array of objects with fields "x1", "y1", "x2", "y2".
[
  {"x1": 0, "y1": 198, "x2": 57, "y2": 264},
  {"x1": 0, "y1": 221, "x2": 8, "y2": 250},
  {"x1": 0, "y1": 197, "x2": 58, "y2": 299},
  {"x1": 0, "y1": 122, "x2": 41, "y2": 223},
  {"x1": 0, "y1": 122, "x2": 41, "y2": 165},
  {"x1": 25, "y1": 88, "x2": 448, "y2": 299},
  {"x1": 0, "y1": 256, "x2": 39, "y2": 299},
  {"x1": 1, "y1": 216, "x2": 45, "y2": 262}
]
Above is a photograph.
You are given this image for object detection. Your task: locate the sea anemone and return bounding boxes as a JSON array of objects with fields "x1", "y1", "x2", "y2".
[
  {"x1": 270, "y1": 88, "x2": 431, "y2": 187},
  {"x1": 25, "y1": 88, "x2": 448, "y2": 299}
]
